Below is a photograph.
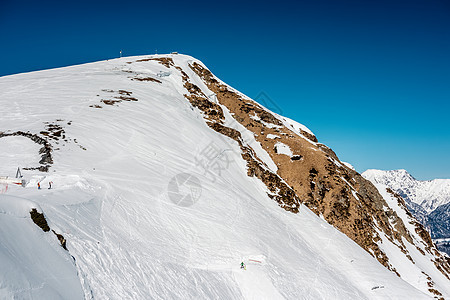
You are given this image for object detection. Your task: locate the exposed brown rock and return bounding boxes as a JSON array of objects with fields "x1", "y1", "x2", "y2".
[
  {"x1": 30, "y1": 208, "x2": 50, "y2": 232},
  {"x1": 42, "y1": 122, "x2": 66, "y2": 142},
  {"x1": 101, "y1": 99, "x2": 120, "y2": 106},
  {"x1": 428, "y1": 288, "x2": 443, "y2": 297},
  {"x1": 135, "y1": 57, "x2": 174, "y2": 68},
  {"x1": 98, "y1": 90, "x2": 138, "y2": 106},
  {"x1": 132, "y1": 77, "x2": 162, "y2": 83},
  {"x1": 118, "y1": 90, "x2": 132, "y2": 96},
  {"x1": 29, "y1": 208, "x2": 68, "y2": 251},
  {"x1": 52, "y1": 230, "x2": 68, "y2": 251},
  {"x1": 434, "y1": 256, "x2": 450, "y2": 280},
  {"x1": 114, "y1": 95, "x2": 138, "y2": 102}
]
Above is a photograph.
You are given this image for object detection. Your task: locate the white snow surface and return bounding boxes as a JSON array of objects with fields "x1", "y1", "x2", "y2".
[
  {"x1": 266, "y1": 134, "x2": 280, "y2": 140},
  {"x1": 0, "y1": 195, "x2": 83, "y2": 299},
  {"x1": 0, "y1": 54, "x2": 441, "y2": 299},
  {"x1": 342, "y1": 162, "x2": 356, "y2": 171},
  {"x1": 0, "y1": 136, "x2": 42, "y2": 168},
  {"x1": 363, "y1": 169, "x2": 450, "y2": 212},
  {"x1": 274, "y1": 142, "x2": 293, "y2": 157}
]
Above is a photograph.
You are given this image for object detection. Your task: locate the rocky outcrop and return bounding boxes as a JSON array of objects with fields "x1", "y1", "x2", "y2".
[
  {"x1": 30, "y1": 208, "x2": 51, "y2": 232},
  {"x1": 94, "y1": 89, "x2": 139, "y2": 106},
  {"x1": 30, "y1": 208, "x2": 67, "y2": 250}
]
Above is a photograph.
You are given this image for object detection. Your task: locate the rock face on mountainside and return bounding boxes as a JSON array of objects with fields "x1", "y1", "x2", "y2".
[
  {"x1": 1, "y1": 54, "x2": 448, "y2": 299},
  {"x1": 363, "y1": 169, "x2": 450, "y2": 256}
]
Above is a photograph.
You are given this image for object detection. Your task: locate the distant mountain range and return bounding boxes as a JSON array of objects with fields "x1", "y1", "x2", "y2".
[{"x1": 363, "y1": 169, "x2": 450, "y2": 255}]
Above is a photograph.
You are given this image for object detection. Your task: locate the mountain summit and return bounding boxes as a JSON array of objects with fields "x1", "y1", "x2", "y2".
[{"x1": 0, "y1": 54, "x2": 448, "y2": 299}]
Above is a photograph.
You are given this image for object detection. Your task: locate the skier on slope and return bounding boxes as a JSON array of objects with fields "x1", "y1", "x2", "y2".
[{"x1": 240, "y1": 262, "x2": 246, "y2": 270}]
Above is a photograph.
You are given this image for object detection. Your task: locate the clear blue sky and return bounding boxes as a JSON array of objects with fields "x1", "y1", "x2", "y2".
[{"x1": 1, "y1": 0, "x2": 449, "y2": 180}]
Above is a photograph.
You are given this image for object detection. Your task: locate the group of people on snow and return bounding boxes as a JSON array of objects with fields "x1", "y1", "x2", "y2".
[{"x1": 37, "y1": 181, "x2": 53, "y2": 189}]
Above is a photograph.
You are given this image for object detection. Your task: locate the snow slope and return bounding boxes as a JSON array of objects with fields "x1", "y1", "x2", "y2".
[
  {"x1": 0, "y1": 195, "x2": 83, "y2": 299},
  {"x1": 0, "y1": 54, "x2": 445, "y2": 299}
]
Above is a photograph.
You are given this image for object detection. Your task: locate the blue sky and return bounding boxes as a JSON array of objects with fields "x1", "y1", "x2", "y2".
[{"x1": 1, "y1": 0, "x2": 449, "y2": 180}]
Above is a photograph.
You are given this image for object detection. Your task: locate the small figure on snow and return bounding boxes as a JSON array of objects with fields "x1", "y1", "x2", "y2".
[
  {"x1": 37, "y1": 182, "x2": 41, "y2": 190},
  {"x1": 48, "y1": 181, "x2": 53, "y2": 189},
  {"x1": 240, "y1": 262, "x2": 246, "y2": 270}
]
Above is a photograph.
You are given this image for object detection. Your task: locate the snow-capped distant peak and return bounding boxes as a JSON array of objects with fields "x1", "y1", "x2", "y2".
[{"x1": 362, "y1": 169, "x2": 450, "y2": 212}]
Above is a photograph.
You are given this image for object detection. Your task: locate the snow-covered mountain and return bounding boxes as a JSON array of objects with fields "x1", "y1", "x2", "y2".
[
  {"x1": 363, "y1": 169, "x2": 450, "y2": 213},
  {"x1": 363, "y1": 169, "x2": 450, "y2": 256},
  {"x1": 0, "y1": 54, "x2": 449, "y2": 299}
]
